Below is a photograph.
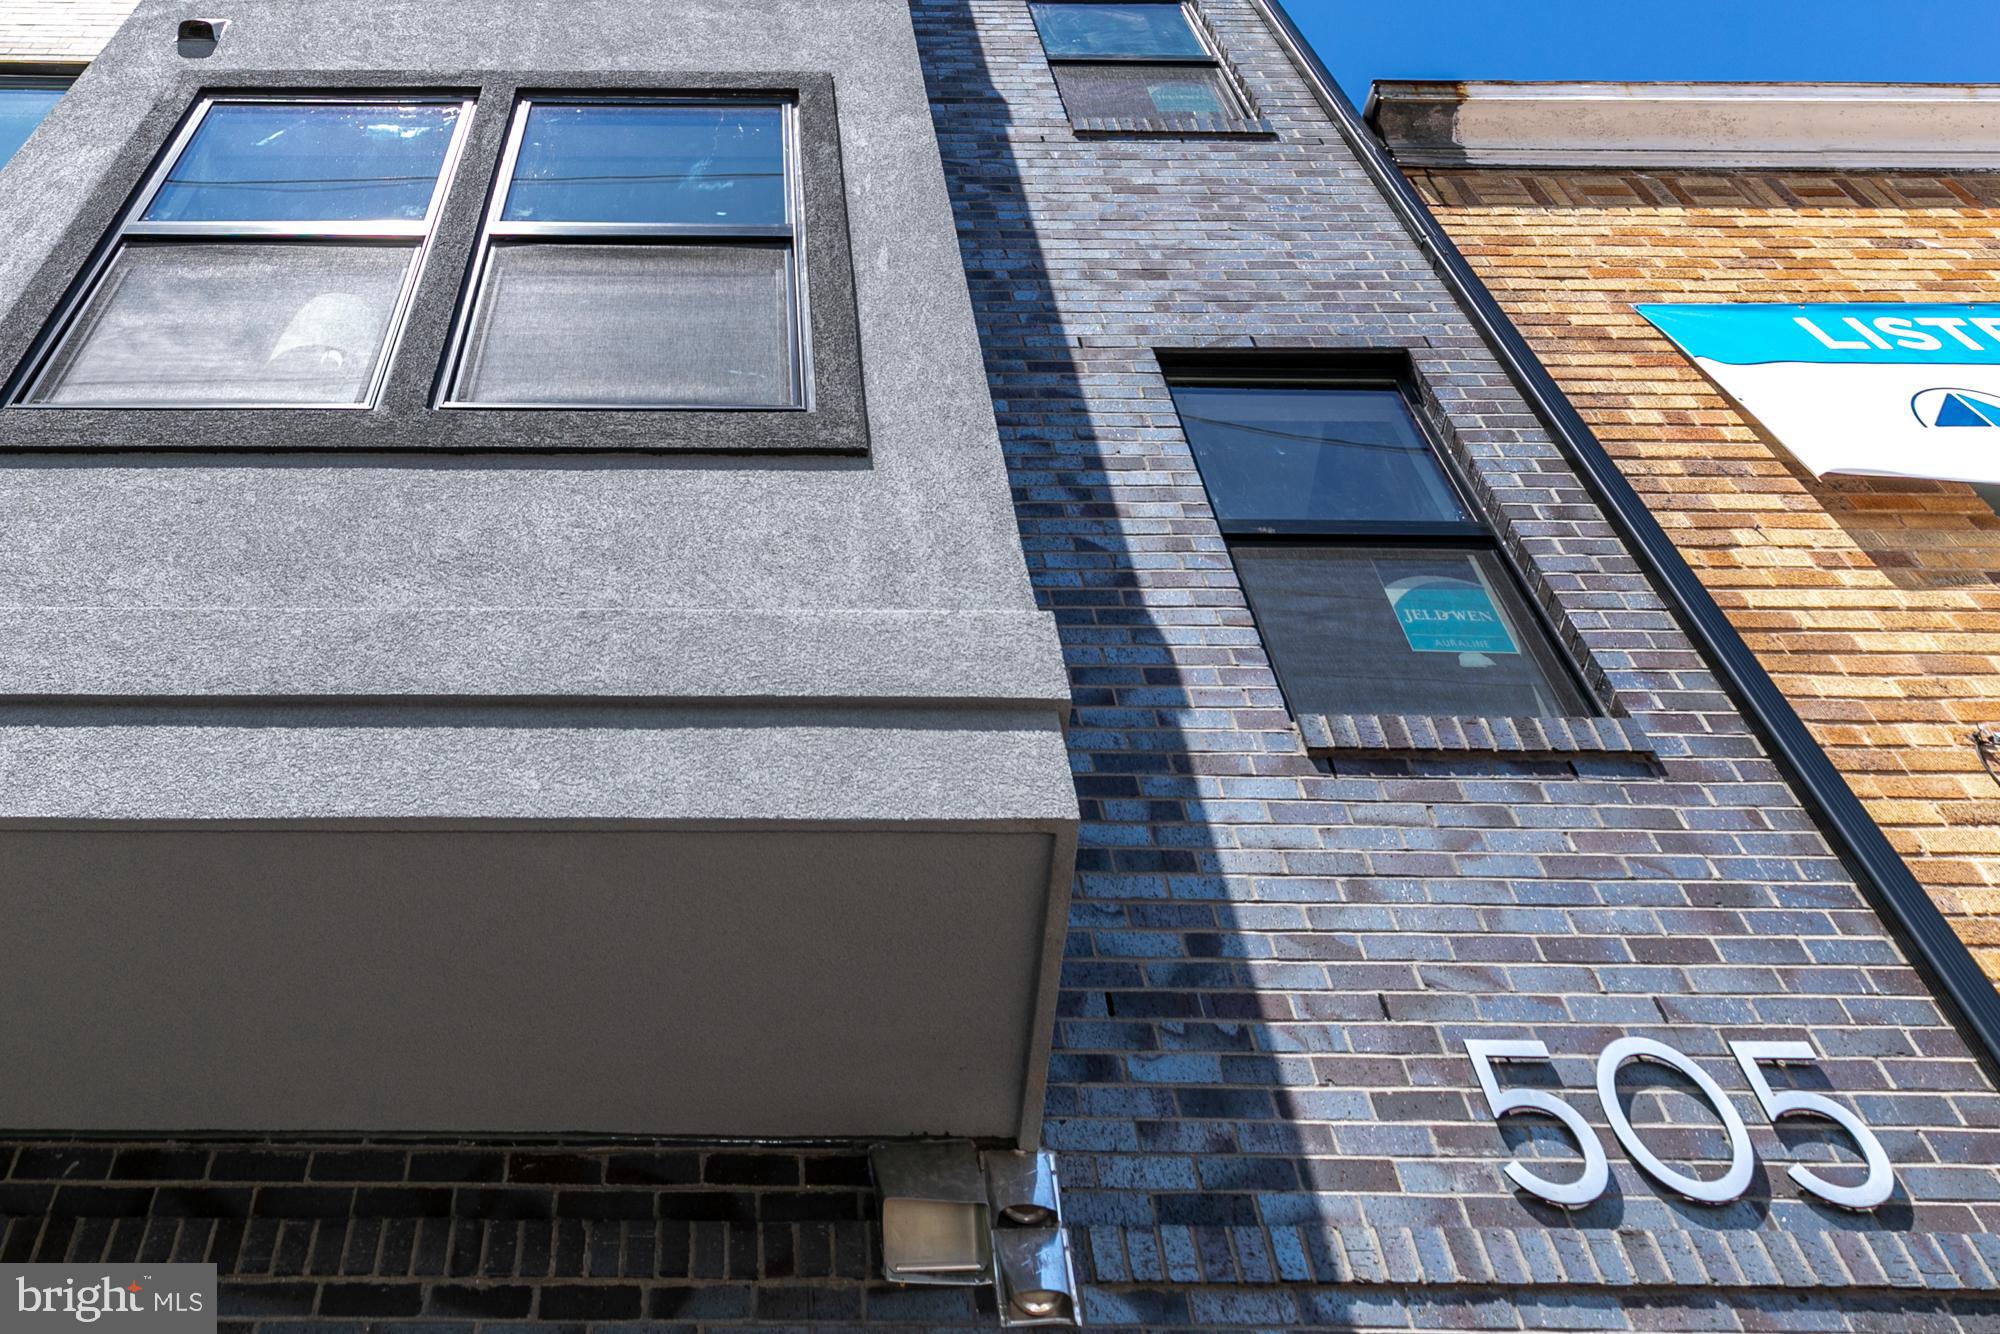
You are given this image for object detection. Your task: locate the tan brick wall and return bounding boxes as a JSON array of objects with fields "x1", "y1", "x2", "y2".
[
  {"x1": 1409, "y1": 166, "x2": 2000, "y2": 981},
  {"x1": 0, "y1": 0, "x2": 137, "y2": 62}
]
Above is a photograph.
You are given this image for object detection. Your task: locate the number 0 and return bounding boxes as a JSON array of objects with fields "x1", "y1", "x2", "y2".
[{"x1": 1595, "y1": 1037, "x2": 1755, "y2": 1204}]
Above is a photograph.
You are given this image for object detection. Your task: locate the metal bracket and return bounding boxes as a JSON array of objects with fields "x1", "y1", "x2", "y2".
[{"x1": 871, "y1": 1142, "x2": 1080, "y2": 1326}]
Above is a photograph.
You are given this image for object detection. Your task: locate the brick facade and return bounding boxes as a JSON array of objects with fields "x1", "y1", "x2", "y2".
[
  {"x1": 2, "y1": 4, "x2": 1999, "y2": 1331},
  {"x1": 1406, "y1": 166, "x2": 2000, "y2": 984},
  {"x1": 0, "y1": 0, "x2": 133, "y2": 62},
  {"x1": 915, "y1": 1, "x2": 2000, "y2": 1325}
]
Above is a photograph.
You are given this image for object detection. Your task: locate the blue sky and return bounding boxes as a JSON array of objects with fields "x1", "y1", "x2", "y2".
[{"x1": 1279, "y1": 0, "x2": 2000, "y2": 106}]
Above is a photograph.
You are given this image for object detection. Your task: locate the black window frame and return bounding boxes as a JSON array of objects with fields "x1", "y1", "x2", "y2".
[
  {"x1": 0, "y1": 69, "x2": 868, "y2": 453},
  {"x1": 1160, "y1": 350, "x2": 1600, "y2": 723},
  {"x1": 1027, "y1": 0, "x2": 1262, "y2": 131}
]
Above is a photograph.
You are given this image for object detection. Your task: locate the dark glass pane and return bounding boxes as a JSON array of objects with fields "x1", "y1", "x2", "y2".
[
  {"x1": 503, "y1": 103, "x2": 786, "y2": 226},
  {"x1": 29, "y1": 241, "x2": 413, "y2": 406},
  {"x1": 1171, "y1": 385, "x2": 1468, "y2": 527},
  {"x1": 1030, "y1": 2, "x2": 1206, "y2": 56},
  {"x1": 1230, "y1": 545, "x2": 1589, "y2": 719},
  {"x1": 0, "y1": 83, "x2": 66, "y2": 168},
  {"x1": 143, "y1": 102, "x2": 460, "y2": 223},
  {"x1": 453, "y1": 242, "x2": 796, "y2": 407},
  {"x1": 1050, "y1": 63, "x2": 1233, "y2": 119}
]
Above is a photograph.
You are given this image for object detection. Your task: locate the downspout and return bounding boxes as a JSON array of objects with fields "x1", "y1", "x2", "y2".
[{"x1": 1249, "y1": 0, "x2": 2000, "y2": 1081}]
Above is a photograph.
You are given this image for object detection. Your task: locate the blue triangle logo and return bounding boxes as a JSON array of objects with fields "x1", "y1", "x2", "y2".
[{"x1": 1934, "y1": 393, "x2": 2000, "y2": 427}]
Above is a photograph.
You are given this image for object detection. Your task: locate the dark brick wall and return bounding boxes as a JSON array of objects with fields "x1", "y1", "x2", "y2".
[
  {"x1": 910, "y1": 0, "x2": 2000, "y2": 1325},
  {"x1": 5, "y1": 2, "x2": 2000, "y2": 1331}
]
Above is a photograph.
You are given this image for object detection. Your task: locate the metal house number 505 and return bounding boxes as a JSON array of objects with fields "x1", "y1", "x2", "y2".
[{"x1": 1464, "y1": 1037, "x2": 1893, "y2": 1211}]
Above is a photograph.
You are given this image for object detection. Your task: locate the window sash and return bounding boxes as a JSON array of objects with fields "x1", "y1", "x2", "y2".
[
  {"x1": 13, "y1": 94, "x2": 476, "y2": 410},
  {"x1": 1171, "y1": 376, "x2": 1482, "y2": 533},
  {"x1": 439, "y1": 95, "x2": 807, "y2": 411},
  {"x1": 1167, "y1": 373, "x2": 1593, "y2": 718},
  {"x1": 1227, "y1": 539, "x2": 1593, "y2": 720},
  {"x1": 1031, "y1": 1, "x2": 1216, "y2": 63}
]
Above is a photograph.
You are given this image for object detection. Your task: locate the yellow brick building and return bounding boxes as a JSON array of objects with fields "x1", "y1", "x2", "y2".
[{"x1": 1373, "y1": 82, "x2": 2000, "y2": 981}]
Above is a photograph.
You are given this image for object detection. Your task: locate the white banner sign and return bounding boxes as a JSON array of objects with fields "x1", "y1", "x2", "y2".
[{"x1": 1636, "y1": 303, "x2": 2000, "y2": 485}]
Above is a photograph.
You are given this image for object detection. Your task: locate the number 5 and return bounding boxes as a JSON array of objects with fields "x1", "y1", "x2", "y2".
[
  {"x1": 1730, "y1": 1041, "x2": 1894, "y2": 1210},
  {"x1": 1465, "y1": 1039, "x2": 1609, "y2": 1207}
]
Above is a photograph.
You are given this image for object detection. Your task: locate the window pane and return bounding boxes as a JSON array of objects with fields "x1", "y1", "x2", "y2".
[
  {"x1": 1230, "y1": 545, "x2": 1589, "y2": 719},
  {"x1": 1050, "y1": 62, "x2": 1234, "y2": 119},
  {"x1": 0, "y1": 83, "x2": 66, "y2": 168},
  {"x1": 1030, "y1": 2, "x2": 1207, "y2": 56},
  {"x1": 453, "y1": 243, "x2": 797, "y2": 407},
  {"x1": 1171, "y1": 385, "x2": 1469, "y2": 527},
  {"x1": 29, "y1": 241, "x2": 412, "y2": 406},
  {"x1": 142, "y1": 102, "x2": 460, "y2": 223},
  {"x1": 502, "y1": 103, "x2": 787, "y2": 227}
]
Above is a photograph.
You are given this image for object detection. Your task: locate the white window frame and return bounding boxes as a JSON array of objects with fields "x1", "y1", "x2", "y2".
[{"x1": 437, "y1": 94, "x2": 810, "y2": 412}]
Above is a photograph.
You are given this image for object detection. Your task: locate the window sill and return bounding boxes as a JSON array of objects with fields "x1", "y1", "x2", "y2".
[
  {"x1": 1298, "y1": 712, "x2": 1653, "y2": 761},
  {"x1": 1070, "y1": 113, "x2": 1275, "y2": 137}
]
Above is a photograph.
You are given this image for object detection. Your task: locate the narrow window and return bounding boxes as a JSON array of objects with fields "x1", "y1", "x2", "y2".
[
  {"x1": 1168, "y1": 373, "x2": 1591, "y2": 720},
  {"x1": 0, "y1": 74, "x2": 72, "y2": 168},
  {"x1": 18, "y1": 97, "x2": 473, "y2": 408},
  {"x1": 1029, "y1": 2, "x2": 1242, "y2": 121},
  {"x1": 443, "y1": 98, "x2": 803, "y2": 409}
]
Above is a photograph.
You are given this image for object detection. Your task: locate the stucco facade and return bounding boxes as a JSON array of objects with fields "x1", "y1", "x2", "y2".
[
  {"x1": 0, "y1": 8, "x2": 1998, "y2": 1333},
  {"x1": 0, "y1": 0, "x2": 1076, "y2": 1143}
]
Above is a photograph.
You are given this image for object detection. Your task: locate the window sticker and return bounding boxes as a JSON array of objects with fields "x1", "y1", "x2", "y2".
[{"x1": 1381, "y1": 565, "x2": 1519, "y2": 657}]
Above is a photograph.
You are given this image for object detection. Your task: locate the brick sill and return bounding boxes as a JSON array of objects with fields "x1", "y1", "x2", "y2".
[
  {"x1": 1071, "y1": 113, "x2": 1276, "y2": 137},
  {"x1": 1299, "y1": 712, "x2": 1653, "y2": 760}
]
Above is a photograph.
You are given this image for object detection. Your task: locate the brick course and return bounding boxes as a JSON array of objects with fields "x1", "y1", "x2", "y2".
[{"x1": 1407, "y1": 167, "x2": 2000, "y2": 982}]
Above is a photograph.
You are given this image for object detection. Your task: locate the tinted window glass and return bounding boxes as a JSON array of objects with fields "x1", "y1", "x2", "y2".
[
  {"x1": 1231, "y1": 545, "x2": 1587, "y2": 718},
  {"x1": 143, "y1": 102, "x2": 460, "y2": 223},
  {"x1": 1170, "y1": 384, "x2": 1470, "y2": 527},
  {"x1": 1030, "y1": 2, "x2": 1207, "y2": 57},
  {"x1": 0, "y1": 83, "x2": 66, "y2": 168},
  {"x1": 503, "y1": 103, "x2": 786, "y2": 226},
  {"x1": 1049, "y1": 63, "x2": 1233, "y2": 119}
]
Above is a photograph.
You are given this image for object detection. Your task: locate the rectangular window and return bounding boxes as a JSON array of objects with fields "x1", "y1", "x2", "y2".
[
  {"x1": 1168, "y1": 374, "x2": 1591, "y2": 720},
  {"x1": 442, "y1": 98, "x2": 804, "y2": 409},
  {"x1": 1029, "y1": 2, "x2": 1242, "y2": 121},
  {"x1": 0, "y1": 75, "x2": 71, "y2": 168},
  {"x1": 17, "y1": 96, "x2": 473, "y2": 408}
]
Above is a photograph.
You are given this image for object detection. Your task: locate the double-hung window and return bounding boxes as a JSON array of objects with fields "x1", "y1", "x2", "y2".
[
  {"x1": 443, "y1": 98, "x2": 803, "y2": 409},
  {"x1": 0, "y1": 75, "x2": 71, "y2": 169},
  {"x1": 20, "y1": 96, "x2": 473, "y2": 407},
  {"x1": 1168, "y1": 369, "x2": 1591, "y2": 721},
  {"x1": 1028, "y1": 2, "x2": 1243, "y2": 121}
]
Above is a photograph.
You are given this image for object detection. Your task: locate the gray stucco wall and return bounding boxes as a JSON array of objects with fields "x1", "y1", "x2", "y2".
[
  {"x1": 0, "y1": 0, "x2": 1076, "y2": 1143},
  {"x1": 0, "y1": 0, "x2": 1051, "y2": 664}
]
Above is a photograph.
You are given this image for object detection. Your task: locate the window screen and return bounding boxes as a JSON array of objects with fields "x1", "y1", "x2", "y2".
[
  {"x1": 1169, "y1": 377, "x2": 1591, "y2": 720},
  {"x1": 19, "y1": 97, "x2": 471, "y2": 408},
  {"x1": 1028, "y1": 2, "x2": 1244, "y2": 122},
  {"x1": 444, "y1": 99, "x2": 803, "y2": 409}
]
